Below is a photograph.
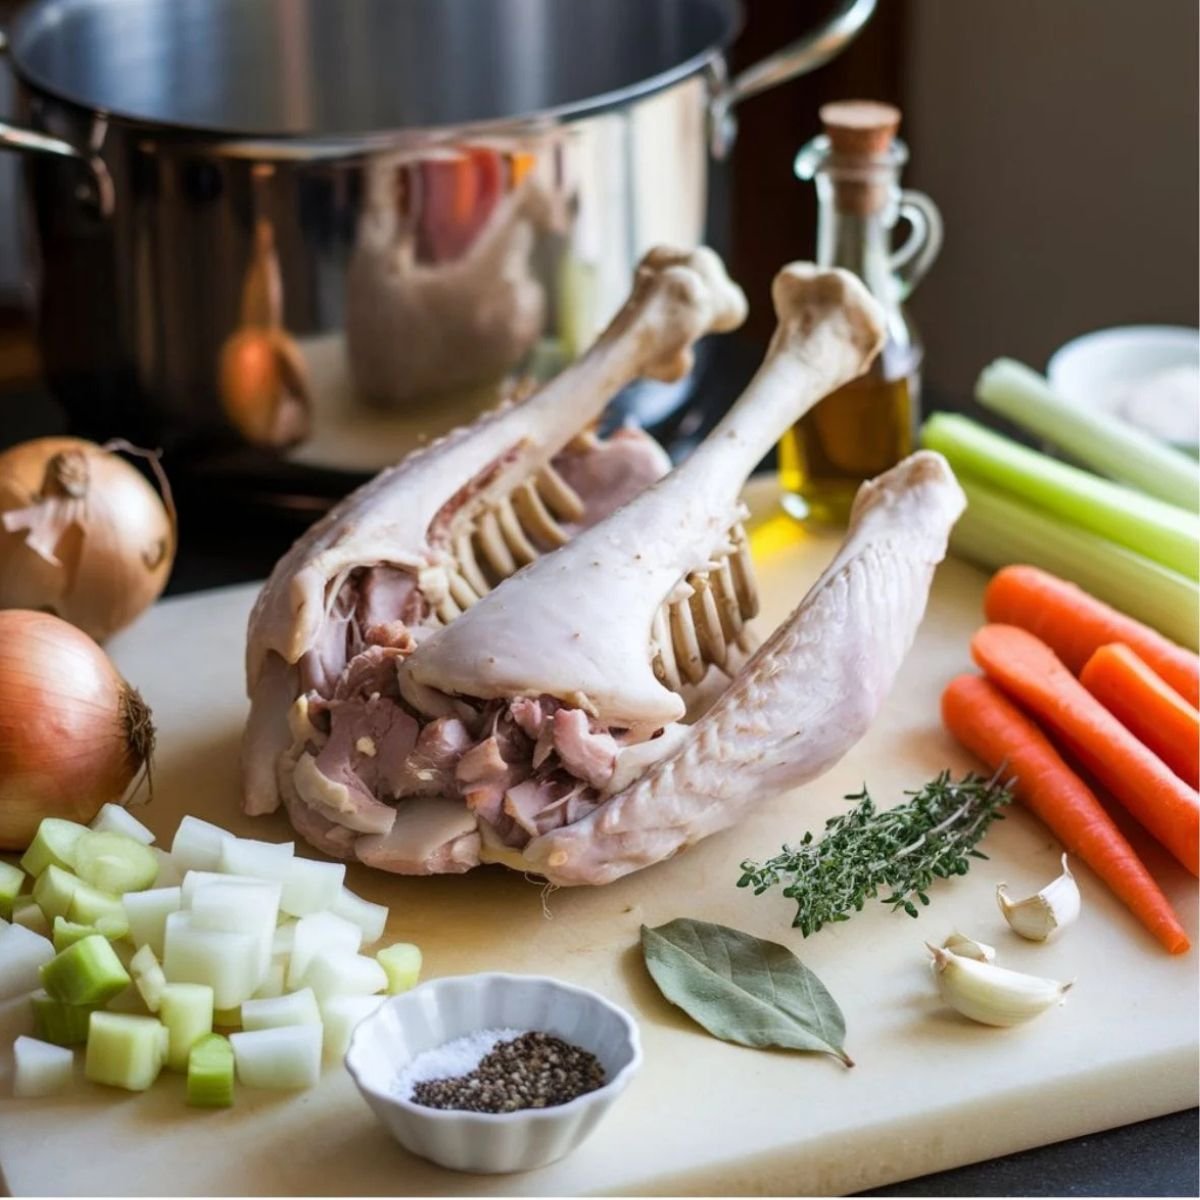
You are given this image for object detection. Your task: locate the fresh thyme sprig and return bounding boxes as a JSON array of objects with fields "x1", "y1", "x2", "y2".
[{"x1": 737, "y1": 769, "x2": 1014, "y2": 936}]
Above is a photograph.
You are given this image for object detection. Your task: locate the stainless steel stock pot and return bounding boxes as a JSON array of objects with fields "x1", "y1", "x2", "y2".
[{"x1": 0, "y1": 0, "x2": 875, "y2": 473}]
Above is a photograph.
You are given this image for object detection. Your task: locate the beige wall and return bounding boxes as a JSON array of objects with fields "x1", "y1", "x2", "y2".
[{"x1": 902, "y1": 0, "x2": 1199, "y2": 399}]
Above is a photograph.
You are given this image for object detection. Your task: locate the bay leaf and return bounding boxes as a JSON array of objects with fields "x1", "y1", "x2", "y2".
[{"x1": 641, "y1": 917, "x2": 852, "y2": 1066}]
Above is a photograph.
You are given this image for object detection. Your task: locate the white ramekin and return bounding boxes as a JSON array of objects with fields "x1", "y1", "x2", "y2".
[{"x1": 344, "y1": 973, "x2": 642, "y2": 1174}]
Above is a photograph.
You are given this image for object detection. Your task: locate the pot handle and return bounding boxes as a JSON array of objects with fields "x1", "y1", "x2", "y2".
[
  {"x1": 0, "y1": 31, "x2": 113, "y2": 214},
  {"x1": 709, "y1": 0, "x2": 878, "y2": 158}
]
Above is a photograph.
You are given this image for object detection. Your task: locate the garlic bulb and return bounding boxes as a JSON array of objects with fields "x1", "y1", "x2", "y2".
[
  {"x1": 927, "y1": 943, "x2": 1072, "y2": 1027},
  {"x1": 997, "y1": 854, "x2": 1081, "y2": 941},
  {"x1": 942, "y1": 932, "x2": 996, "y2": 962}
]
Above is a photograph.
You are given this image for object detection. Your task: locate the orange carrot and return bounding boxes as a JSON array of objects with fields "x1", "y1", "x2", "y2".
[
  {"x1": 1081, "y1": 644, "x2": 1200, "y2": 790},
  {"x1": 984, "y1": 565, "x2": 1200, "y2": 707},
  {"x1": 972, "y1": 624, "x2": 1200, "y2": 876},
  {"x1": 942, "y1": 674, "x2": 1190, "y2": 954}
]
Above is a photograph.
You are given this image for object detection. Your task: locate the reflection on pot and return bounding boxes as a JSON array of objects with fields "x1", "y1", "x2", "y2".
[
  {"x1": 219, "y1": 213, "x2": 313, "y2": 449},
  {"x1": 345, "y1": 143, "x2": 571, "y2": 410}
]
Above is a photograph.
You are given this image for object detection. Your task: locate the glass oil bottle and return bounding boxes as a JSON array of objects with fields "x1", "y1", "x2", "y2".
[{"x1": 779, "y1": 101, "x2": 942, "y2": 524}]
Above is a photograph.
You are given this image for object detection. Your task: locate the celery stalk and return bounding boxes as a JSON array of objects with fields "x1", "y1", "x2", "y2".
[
  {"x1": 31, "y1": 989, "x2": 95, "y2": 1046},
  {"x1": 160, "y1": 982, "x2": 215, "y2": 1072},
  {"x1": 85, "y1": 1012, "x2": 166, "y2": 1091},
  {"x1": 187, "y1": 1033, "x2": 235, "y2": 1107},
  {"x1": 950, "y1": 472, "x2": 1199, "y2": 648},
  {"x1": 0, "y1": 860, "x2": 23, "y2": 918},
  {"x1": 19, "y1": 819, "x2": 89, "y2": 878},
  {"x1": 33, "y1": 865, "x2": 81, "y2": 923},
  {"x1": 977, "y1": 358, "x2": 1200, "y2": 511},
  {"x1": 74, "y1": 831, "x2": 159, "y2": 895},
  {"x1": 67, "y1": 883, "x2": 127, "y2": 929},
  {"x1": 41, "y1": 934, "x2": 131, "y2": 1006},
  {"x1": 376, "y1": 943, "x2": 422, "y2": 995},
  {"x1": 52, "y1": 917, "x2": 101, "y2": 952},
  {"x1": 922, "y1": 414, "x2": 1199, "y2": 579}
]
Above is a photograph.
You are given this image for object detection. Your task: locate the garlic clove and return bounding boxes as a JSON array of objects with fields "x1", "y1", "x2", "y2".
[
  {"x1": 926, "y1": 943, "x2": 1072, "y2": 1027},
  {"x1": 942, "y1": 932, "x2": 996, "y2": 962},
  {"x1": 997, "y1": 853, "x2": 1081, "y2": 942}
]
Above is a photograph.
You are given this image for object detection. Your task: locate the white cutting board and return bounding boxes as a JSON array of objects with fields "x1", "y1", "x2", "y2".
[{"x1": 1, "y1": 487, "x2": 1196, "y2": 1197}]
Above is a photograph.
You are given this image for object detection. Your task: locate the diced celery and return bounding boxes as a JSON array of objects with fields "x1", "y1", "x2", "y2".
[
  {"x1": 122, "y1": 886, "x2": 181, "y2": 957},
  {"x1": 218, "y1": 837, "x2": 293, "y2": 882},
  {"x1": 40, "y1": 934, "x2": 130, "y2": 1006},
  {"x1": 150, "y1": 848, "x2": 183, "y2": 888},
  {"x1": 67, "y1": 882, "x2": 126, "y2": 928},
  {"x1": 253, "y1": 961, "x2": 286, "y2": 1000},
  {"x1": 187, "y1": 1033, "x2": 234, "y2": 1107},
  {"x1": 0, "y1": 859, "x2": 23, "y2": 918},
  {"x1": 33, "y1": 865, "x2": 81, "y2": 923},
  {"x1": 305, "y1": 950, "x2": 387, "y2": 1003},
  {"x1": 922, "y1": 413, "x2": 1199, "y2": 579},
  {"x1": 90, "y1": 803, "x2": 155, "y2": 845},
  {"x1": 214, "y1": 1006, "x2": 243, "y2": 1029},
  {"x1": 376, "y1": 943, "x2": 423, "y2": 995},
  {"x1": 287, "y1": 911, "x2": 362, "y2": 989},
  {"x1": 977, "y1": 358, "x2": 1200, "y2": 511},
  {"x1": 130, "y1": 945, "x2": 167, "y2": 1012},
  {"x1": 13, "y1": 897, "x2": 51, "y2": 938},
  {"x1": 19, "y1": 819, "x2": 88, "y2": 878},
  {"x1": 161, "y1": 912, "x2": 261, "y2": 1009},
  {"x1": 74, "y1": 831, "x2": 159, "y2": 895},
  {"x1": 170, "y1": 816, "x2": 232, "y2": 874},
  {"x1": 85, "y1": 1012, "x2": 165, "y2": 1091},
  {"x1": 949, "y1": 472, "x2": 1200, "y2": 649},
  {"x1": 160, "y1": 982, "x2": 214, "y2": 1072},
  {"x1": 279, "y1": 857, "x2": 345, "y2": 918},
  {"x1": 241, "y1": 987, "x2": 321, "y2": 1032},
  {"x1": 13, "y1": 1035, "x2": 74, "y2": 1097},
  {"x1": 331, "y1": 887, "x2": 388, "y2": 945},
  {"x1": 31, "y1": 989, "x2": 94, "y2": 1046},
  {"x1": 53, "y1": 917, "x2": 100, "y2": 953},
  {"x1": 319, "y1": 995, "x2": 383, "y2": 1063},
  {"x1": 230, "y1": 1025, "x2": 321, "y2": 1090},
  {"x1": 0, "y1": 923, "x2": 55, "y2": 1000}
]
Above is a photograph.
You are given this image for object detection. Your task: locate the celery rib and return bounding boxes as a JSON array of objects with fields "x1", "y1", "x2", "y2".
[
  {"x1": 187, "y1": 1033, "x2": 235, "y2": 1108},
  {"x1": 949, "y1": 472, "x2": 1199, "y2": 649},
  {"x1": 977, "y1": 358, "x2": 1200, "y2": 511},
  {"x1": 923, "y1": 413, "x2": 1199, "y2": 580}
]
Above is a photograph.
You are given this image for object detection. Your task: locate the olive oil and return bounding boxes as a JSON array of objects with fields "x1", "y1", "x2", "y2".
[
  {"x1": 779, "y1": 342, "x2": 921, "y2": 524},
  {"x1": 782, "y1": 101, "x2": 941, "y2": 525}
]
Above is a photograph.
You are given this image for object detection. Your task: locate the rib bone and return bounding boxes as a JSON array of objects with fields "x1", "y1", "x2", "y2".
[
  {"x1": 404, "y1": 265, "x2": 888, "y2": 735},
  {"x1": 242, "y1": 245, "x2": 746, "y2": 816}
]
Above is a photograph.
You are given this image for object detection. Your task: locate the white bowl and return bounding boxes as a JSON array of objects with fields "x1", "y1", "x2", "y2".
[
  {"x1": 345, "y1": 973, "x2": 642, "y2": 1174},
  {"x1": 1047, "y1": 325, "x2": 1199, "y2": 449}
]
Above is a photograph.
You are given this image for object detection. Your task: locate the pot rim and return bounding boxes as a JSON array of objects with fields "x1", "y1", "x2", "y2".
[{"x1": 7, "y1": 0, "x2": 743, "y2": 145}]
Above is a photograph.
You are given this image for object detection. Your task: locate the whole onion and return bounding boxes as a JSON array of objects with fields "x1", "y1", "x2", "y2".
[
  {"x1": 0, "y1": 436, "x2": 175, "y2": 642},
  {"x1": 0, "y1": 610, "x2": 155, "y2": 850}
]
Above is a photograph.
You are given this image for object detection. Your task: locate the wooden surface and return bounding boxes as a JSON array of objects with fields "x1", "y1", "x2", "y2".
[{"x1": 1, "y1": 485, "x2": 1196, "y2": 1197}]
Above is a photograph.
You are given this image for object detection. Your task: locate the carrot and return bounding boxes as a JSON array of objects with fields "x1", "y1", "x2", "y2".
[
  {"x1": 984, "y1": 565, "x2": 1200, "y2": 706},
  {"x1": 942, "y1": 674, "x2": 1190, "y2": 954},
  {"x1": 1081, "y1": 644, "x2": 1200, "y2": 790},
  {"x1": 972, "y1": 624, "x2": 1200, "y2": 876}
]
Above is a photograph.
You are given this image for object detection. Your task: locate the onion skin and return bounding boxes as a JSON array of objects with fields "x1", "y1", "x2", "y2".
[
  {"x1": 0, "y1": 610, "x2": 154, "y2": 850},
  {"x1": 0, "y1": 437, "x2": 175, "y2": 642}
]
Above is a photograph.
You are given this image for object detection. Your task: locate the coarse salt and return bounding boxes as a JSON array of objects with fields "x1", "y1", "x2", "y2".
[{"x1": 393, "y1": 1028, "x2": 527, "y2": 1100}]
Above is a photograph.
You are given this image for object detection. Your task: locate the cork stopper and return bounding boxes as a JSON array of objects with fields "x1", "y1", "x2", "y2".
[{"x1": 818, "y1": 100, "x2": 902, "y2": 215}]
